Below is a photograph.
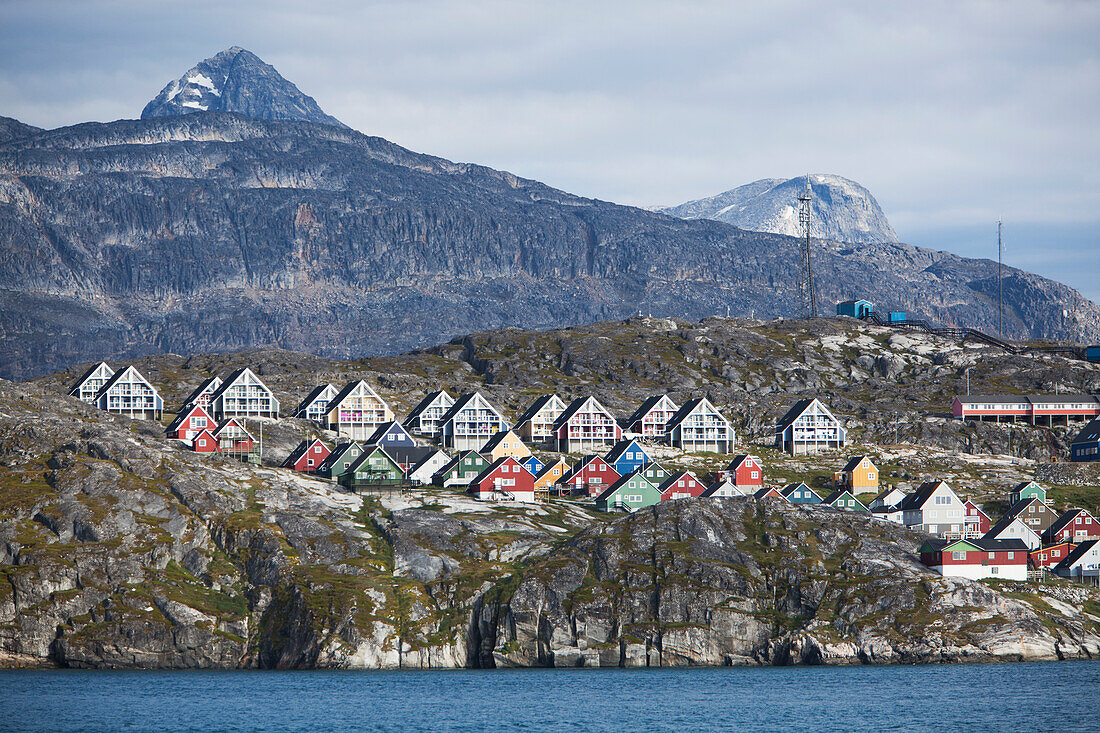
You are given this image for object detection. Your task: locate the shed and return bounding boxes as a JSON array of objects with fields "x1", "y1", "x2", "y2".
[{"x1": 836, "y1": 300, "x2": 873, "y2": 318}]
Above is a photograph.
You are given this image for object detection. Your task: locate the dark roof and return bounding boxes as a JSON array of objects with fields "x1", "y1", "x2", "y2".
[
  {"x1": 754, "y1": 486, "x2": 784, "y2": 499},
  {"x1": 207, "y1": 367, "x2": 250, "y2": 403},
  {"x1": 535, "y1": 458, "x2": 570, "y2": 483},
  {"x1": 182, "y1": 376, "x2": 221, "y2": 408},
  {"x1": 374, "y1": 445, "x2": 434, "y2": 466},
  {"x1": 553, "y1": 396, "x2": 612, "y2": 430},
  {"x1": 775, "y1": 399, "x2": 816, "y2": 432},
  {"x1": 955, "y1": 394, "x2": 1032, "y2": 404},
  {"x1": 316, "y1": 441, "x2": 362, "y2": 471},
  {"x1": 821, "y1": 490, "x2": 866, "y2": 509},
  {"x1": 346, "y1": 445, "x2": 401, "y2": 474},
  {"x1": 69, "y1": 361, "x2": 113, "y2": 395},
  {"x1": 1044, "y1": 509, "x2": 1090, "y2": 540},
  {"x1": 1071, "y1": 417, "x2": 1100, "y2": 445},
  {"x1": 898, "y1": 481, "x2": 950, "y2": 511},
  {"x1": 596, "y1": 468, "x2": 652, "y2": 501},
  {"x1": 512, "y1": 395, "x2": 560, "y2": 427},
  {"x1": 1053, "y1": 539, "x2": 1099, "y2": 571},
  {"x1": 166, "y1": 403, "x2": 211, "y2": 432},
  {"x1": 725, "y1": 455, "x2": 752, "y2": 471},
  {"x1": 984, "y1": 499, "x2": 1042, "y2": 539},
  {"x1": 480, "y1": 429, "x2": 520, "y2": 454},
  {"x1": 665, "y1": 397, "x2": 728, "y2": 432},
  {"x1": 293, "y1": 384, "x2": 334, "y2": 416},
  {"x1": 408, "y1": 448, "x2": 449, "y2": 475},
  {"x1": 364, "y1": 421, "x2": 414, "y2": 446},
  {"x1": 841, "y1": 455, "x2": 869, "y2": 473},
  {"x1": 559, "y1": 454, "x2": 606, "y2": 484},
  {"x1": 436, "y1": 450, "x2": 487, "y2": 478},
  {"x1": 622, "y1": 394, "x2": 675, "y2": 429},
  {"x1": 213, "y1": 418, "x2": 255, "y2": 441},
  {"x1": 923, "y1": 537, "x2": 1030, "y2": 553},
  {"x1": 402, "y1": 390, "x2": 451, "y2": 427},
  {"x1": 1013, "y1": 481, "x2": 1042, "y2": 493},
  {"x1": 470, "y1": 455, "x2": 518, "y2": 486},
  {"x1": 605, "y1": 439, "x2": 647, "y2": 464},
  {"x1": 658, "y1": 471, "x2": 699, "y2": 494},
  {"x1": 437, "y1": 392, "x2": 504, "y2": 426},
  {"x1": 282, "y1": 438, "x2": 325, "y2": 467},
  {"x1": 327, "y1": 379, "x2": 373, "y2": 411}
]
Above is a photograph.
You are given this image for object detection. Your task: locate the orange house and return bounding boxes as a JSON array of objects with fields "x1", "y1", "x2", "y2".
[
  {"x1": 480, "y1": 429, "x2": 532, "y2": 463},
  {"x1": 533, "y1": 458, "x2": 571, "y2": 494},
  {"x1": 833, "y1": 455, "x2": 879, "y2": 492}
]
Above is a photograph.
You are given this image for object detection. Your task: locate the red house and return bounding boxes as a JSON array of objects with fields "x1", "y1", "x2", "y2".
[
  {"x1": 1030, "y1": 541, "x2": 1073, "y2": 569},
  {"x1": 470, "y1": 456, "x2": 537, "y2": 503},
  {"x1": 720, "y1": 455, "x2": 764, "y2": 488},
  {"x1": 754, "y1": 486, "x2": 786, "y2": 500},
  {"x1": 1043, "y1": 509, "x2": 1100, "y2": 544},
  {"x1": 658, "y1": 471, "x2": 706, "y2": 501},
  {"x1": 963, "y1": 500, "x2": 991, "y2": 538},
  {"x1": 192, "y1": 429, "x2": 218, "y2": 453},
  {"x1": 920, "y1": 537, "x2": 1029, "y2": 581},
  {"x1": 558, "y1": 455, "x2": 621, "y2": 497},
  {"x1": 212, "y1": 418, "x2": 257, "y2": 456},
  {"x1": 282, "y1": 438, "x2": 331, "y2": 473},
  {"x1": 166, "y1": 404, "x2": 214, "y2": 445}
]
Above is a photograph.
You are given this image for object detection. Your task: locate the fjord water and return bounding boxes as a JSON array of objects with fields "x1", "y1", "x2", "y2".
[{"x1": 3, "y1": 662, "x2": 1098, "y2": 732}]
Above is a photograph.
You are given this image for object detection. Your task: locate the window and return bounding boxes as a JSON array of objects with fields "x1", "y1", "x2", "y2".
[
  {"x1": 988, "y1": 552, "x2": 995, "y2": 559},
  {"x1": 307, "y1": 459, "x2": 314, "y2": 467},
  {"x1": 197, "y1": 439, "x2": 206, "y2": 447},
  {"x1": 952, "y1": 551, "x2": 966, "y2": 560},
  {"x1": 751, "y1": 471, "x2": 759, "y2": 479},
  {"x1": 1007, "y1": 552, "x2": 1015, "y2": 559},
  {"x1": 991, "y1": 566, "x2": 999, "y2": 575},
  {"x1": 314, "y1": 446, "x2": 322, "y2": 454}
]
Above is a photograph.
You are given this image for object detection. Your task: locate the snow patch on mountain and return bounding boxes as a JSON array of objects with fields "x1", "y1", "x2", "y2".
[{"x1": 661, "y1": 174, "x2": 899, "y2": 245}]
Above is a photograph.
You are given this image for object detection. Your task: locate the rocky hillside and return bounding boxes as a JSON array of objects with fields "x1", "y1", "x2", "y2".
[
  {"x1": 1, "y1": 52, "x2": 1098, "y2": 380},
  {"x1": 661, "y1": 174, "x2": 900, "y2": 245},
  {"x1": 2, "y1": 378, "x2": 1098, "y2": 669},
  {"x1": 141, "y1": 47, "x2": 345, "y2": 128}
]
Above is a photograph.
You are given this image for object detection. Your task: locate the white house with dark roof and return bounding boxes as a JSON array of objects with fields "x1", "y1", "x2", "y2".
[
  {"x1": 293, "y1": 383, "x2": 338, "y2": 423},
  {"x1": 210, "y1": 368, "x2": 280, "y2": 420},
  {"x1": 69, "y1": 362, "x2": 115, "y2": 404},
  {"x1": 1052, "y1": 540, "x2": 1100, "y2": 583},
  {"x1": 439, "y1": 391, "x2": 508, "y2": 451},
  {"x1": 513, "y1": 394, "x2": 567, "y2": 445},
  {"x1": 94, "y1": 365, "x2": 163, "y2": 420},
  {"x1": 403, "y1": 390, "x2": 455, "y2": 437},
  {"x1": 665, "y1": 397, "x2": 733, "y2": 454},
  {"x1": 325, "y1": 380, "x2": 393, "y2": 440},
  {"x1": 982, "y1": 514, "x2": 1042, "y2": 550},
  {"x1": 899, "y1": 481, "x2": 965, "y2": 536},
  {"x1": 181, "y1": 376, "x2": 223, "y2": 413},
  {"x1": 774, "y1": 398, "x2": 847, "y2": 455}
]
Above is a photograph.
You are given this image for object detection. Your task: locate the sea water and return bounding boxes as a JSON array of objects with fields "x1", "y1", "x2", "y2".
[{"x1": 2, "y1": 662, "x2": 1098, "y2": 732}]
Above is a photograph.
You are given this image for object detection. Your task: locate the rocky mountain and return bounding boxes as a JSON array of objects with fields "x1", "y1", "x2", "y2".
[
  {"x1": 1, "y1": 52, "x2": 1098, "y2": 381},
  {"x1": 141, "y1": 46, "x2": 345, "y2": 128},
  {"x1": 661, "y1": 174, "x2": 900, "y2": 245},
  {"x1": 0, "y1": 117, "x2": 41, "y2": 144},
  {"x1": 2, "y1": 377, "x2": 1098, "y2": 669}
]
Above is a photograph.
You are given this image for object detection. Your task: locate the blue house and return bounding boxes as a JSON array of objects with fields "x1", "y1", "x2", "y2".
[
  {"x1": 521, "y1": 455, "x2": 545, "y2": 477},
  {"x1": 1070, "y1": 418, "x2": 1100, "y2": 462},
  {"x1": 781, "y1": 482, "x2": 822, "y2": 505},
  {"x1": 836, "y1": 300, "x2": 873, "y2": 318},
  {"x1": 605, "y1": 439, "x2": 652, "y2": 475},
  {"x1": 365, "y1": 421, "x2": 417, "y2": 450}
]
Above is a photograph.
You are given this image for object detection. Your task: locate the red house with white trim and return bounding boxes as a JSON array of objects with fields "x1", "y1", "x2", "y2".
[
  {"x1": 658, "y1": 471, "x2": 707, "y2": 501},
  {"x1": 166, "y1": 404, "x2": 215, "y2": 446},
  {"x1": 282, "y1": 438, "x2": 331, "y2": 473},
  {"x1": 470, "y1": 456, "x2": 537, "y2": 503},
  {"x1": 192, "y1": 429, "x2": 218, "y2": 453},
  {"x1": 719, "y1": 455, "x2": 764, "y2": 488},
  {"x1": 1043, "y1": 509, "x2": 1100, "y2": 544},
  {"x1": 919, "y1": 537, "x2": 1029, "y2": 581},
  {"x1": 553, "y1": 397, "x2": 622, "y2": 453},
  {"x1": 558, "y1": 455, "x2": 621, "y2": 497},
  {"x1": 1030, "y1": 541, "x2": 1072, "y2": 569},
  {"x1": 963, "y1": 500, "x2": 991, "y2": 538}
]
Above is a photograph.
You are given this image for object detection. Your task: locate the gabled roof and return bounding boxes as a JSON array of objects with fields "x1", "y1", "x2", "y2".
[
  {"x1": 726, "y1": 455, "x2": 757, "y2": 471},
  {"x1": 754, "y1": 487, "x2": 785, "y2": 500},
  {"x1": 470, "y1": 455, "x2": 525, "y2": 486},
  {"x1": 775, "y1": 398, "x2": 840, "y2": 432},
  {"x1": 346, "y1": 445, "x2": 402, "y2": 475},
  {"x1": 293, "y1": 383, "x2": 336, "y2": 416},
  {"x1": 438, "y1": 391, "x2": 505, "y2": 426},
  {"x1": 872, "y1": 486, "x2": 907, "y2": 505},
  {"x1": 605, "y1": 439, "x2": 648, "y2": 464},
  {"x1": 69, "y1": 361, "x2": 114, "y2": 396},
  {"x1": 535, "y1": 457, "x2": 570, "y2": 482},
  {"x1": 984, "y1": 504, "x2": 1042, "y2": 541},
  {"x1": 96, "y1": 364, "x2": 158, "y2": 398},
  {"x1": 559, "y1": 454, "x2": 613, "y2": 484},
  {"x1": 665, "y1": 396, "x2": 729, "y2": 432},
  {"x1": 658, "y1": 470, "x2": 702, "y2": 494},
  {"x1": 841, "y1": 455, "x2": 872, "y2": 473},
  {"x1": 166, "y1": 403, "x2": 212, "y2": 433},
  {"x1": 513, "y1": 395, "x2": 563, "y2": 426},
  {"x1": 317, "y1": 441, "x2": 363, "y2": 470},
  {"x1": 208, "y1": 367, "x2": 269, "y2": 403},
  {"x1": 282, "y1": 438, "x2": 327, "y2": 467},
  {"x1": 553, "y1": 396, "x2": 615, "y2": 429},
  {"x1": 1071, "y1": 417, "x2": 1100, "y2": 445},
  {"x1": 821, "y1": 489, "x2": 867, "y2": 509},
  {"x1": 898, "y1": 481, "x2": 954, "y2": 511},
  {"x1": 182, "y1": 376, "x2": 223, "y2": 408},
  {"x1": 436, "y1": 449, "x2": 487, "y2": 477},
  {"x1": 480, "y1": 429, "x2": 523, "y2": 454},
  {"x1": 596, "y1": 468, "x2": 657, "y2": 501},
  {"x1": 997, "y1": 496, "x2": 1049, "y2": 524},
  {"x1": 1045, "y1": 509, "x2": 1092, "y2": 539},
  {"x1": 622, "y1": 394, "x2": 678, "y2": 428},
  {"x1": 1053, "y1": 539, "x2": 1099, "y2": 570},
  {"x1": 781, "y1": 482, "x2": 821, "y2": 500},
  {"x1": 213, "y1": 418, "x2": 255, "y2": 441},
  {"x1": 364, "y1": 420, "x2": 415, "y2": 446},
  {"x1": 922, "y1": 537, "x2": 1029, "y2": 553},
  {"x1": 327, "y1": 379, "x2": 384, "y2": 410},
  {"x1": 378, "y1": 445, "x2": 435, "y2": 466},
  {"x1": 403, "y1": 390, "x2": 453, "y2": 425},
  {"x1": 408, "y1": 448, "x2": 450, "y2": 475}
]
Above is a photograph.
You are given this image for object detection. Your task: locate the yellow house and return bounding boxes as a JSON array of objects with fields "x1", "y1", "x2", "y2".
[
  {"x1": 533, "y1": 458, "x2": 571, "y2": 492},
  {"x1": 480, "y1": 429, "x2": 531, "y2": 462},
  {"x1": 833, "y1": 455, "x2": 879, "y2": 491}
]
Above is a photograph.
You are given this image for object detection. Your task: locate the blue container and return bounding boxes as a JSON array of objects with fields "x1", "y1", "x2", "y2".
[
  {"x1": 889, "y1": 311, "x2": 906, "y2": 323},
  {"x1": 1087, "y1": 345, "x2": 1100, "y2": 362},
  {"x1": 837, "y1": 300, "x2": 873, "y2": 318}
]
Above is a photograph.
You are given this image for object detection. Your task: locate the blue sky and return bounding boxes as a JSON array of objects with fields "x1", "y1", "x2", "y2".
[{"x1": 2, "y1": 0, "x2": 1097, "y2": 302}]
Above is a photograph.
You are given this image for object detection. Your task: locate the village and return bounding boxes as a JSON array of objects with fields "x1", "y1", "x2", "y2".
[{"x1": 65, "y1": 346, "x2": 1100, "y2": 589}]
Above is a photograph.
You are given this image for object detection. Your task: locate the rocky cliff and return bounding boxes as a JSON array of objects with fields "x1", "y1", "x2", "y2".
[
  {"x1": 2, "y1": 376, "x2": 1098, "y2": 669},
  {"x1": 661, "y1": 174, "x2": 900, "y2": 245}
]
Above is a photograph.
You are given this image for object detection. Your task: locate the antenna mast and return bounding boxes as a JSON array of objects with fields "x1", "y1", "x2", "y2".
[
  {"x1": 797, "y1": 177, "x2": 818, "y2": 317},
  {"x1": 998, "y1": 220, "x2": 1003, "y2": 337}
]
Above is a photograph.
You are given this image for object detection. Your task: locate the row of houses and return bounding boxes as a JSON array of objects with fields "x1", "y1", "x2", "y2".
[
  {"x1": 953, "y1": 394, "x2": 1100, "y2": 426},
  {"x1": 72, "y1": 363, "x2": 854, "y2": 456}
]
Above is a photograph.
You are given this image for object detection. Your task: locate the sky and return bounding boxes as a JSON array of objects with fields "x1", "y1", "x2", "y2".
[{"x1": 2, "y1": 0, "x2": 1097, "y2": 301}]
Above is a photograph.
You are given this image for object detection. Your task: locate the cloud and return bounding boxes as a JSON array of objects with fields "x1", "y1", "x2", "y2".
[{"x1": 1, "y1": 0, "x2": 1097, "y2": 300}]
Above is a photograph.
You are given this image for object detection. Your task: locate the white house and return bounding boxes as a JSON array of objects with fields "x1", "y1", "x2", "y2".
[
  {"x1": 982, "y1": 514, "x2": 1042, "y2": 550},
  {"x1": 403, "y1": 390, "x2": 455, "y2": 437},
  {"x1": 899, "y1": 481, "x2": 965, "y2": 536},
  {"x1": 869, "y1": 487, "x2": 908, "y2": 510},
  {"x1": 94, "y1": 365, "x2": 163, "y2": 420},
  {"x1": 774, "y1": 398, "x2": 847, "y2": 455},
  {"x1": 513, "y1": 394, "x2": 567, "y2": 445},
  {"x1": 325, "y1": 380, "x2": 393, "y2": 440},
  {"x1": 439, "y1": 392, "x2": 508, "y2": 451},
  {"x1": 407, "y1": 449, "x2": 452, "y2": 486},
  {"x1": 210, "y1": 367, "x2": 280, "y2": 420},
  {"x1": 293, "y1": 383, "x2": 338, "y2": 423},
  {"x1": 69, "y1": 362, "x2": 115, "y2": 404},
  {"x1": 665, "y1": 397, "x2": 733, "y2": 454},
  {"x1": 1053, "y1": 540, "x2": 1100, "y2": 582}
]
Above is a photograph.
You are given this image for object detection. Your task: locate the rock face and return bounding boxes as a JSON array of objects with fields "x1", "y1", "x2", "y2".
[
  {"x1": 141, "y1": 47, "x2": 345, "y2": 128},
  {"x1": 1, "y1": 378, "x2": 1099, "y2": 669},
  {"x1": 476, "y1": 499, "x2": 1100, "y2": 667},
  {"x1": 661, "y1": 174, "x2": 900, "y2": 245}
]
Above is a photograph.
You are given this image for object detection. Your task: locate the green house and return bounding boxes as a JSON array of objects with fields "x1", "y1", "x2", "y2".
[
  {"x1": 316, "y1": 441, "x2": 364, "y2": 481},
  {"x1": 596, "y1": 470, "x2": 661, "y2": 513},
  {"x1": 434, "y1": 450, "x2": 490, "y2": 487},
  {"x1": 639, "y1": 461, "x2": 671, "y2": 486},
  {"x1": 821, "y1": 489, "x2": 870, "y2": 513},
  {"x1": 340, "y1": 447, "x2": 406, "y2": 492},
  {"x1": 1010, "y1": 481, "x2": 1046, "y2": 504}
]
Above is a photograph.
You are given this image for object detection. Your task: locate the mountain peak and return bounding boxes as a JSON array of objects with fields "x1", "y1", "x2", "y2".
[
  {"x1": 662, "y1": 174, "x2": 899, "y2": 245},
  {"x1": 140, "y1": 47, "x2": 345, "y2": 128}
]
